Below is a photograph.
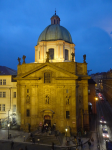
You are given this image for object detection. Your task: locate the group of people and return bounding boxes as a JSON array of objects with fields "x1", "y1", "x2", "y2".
[{"x1": 41, "y1": 123, "x2": 56, "y2": 133}]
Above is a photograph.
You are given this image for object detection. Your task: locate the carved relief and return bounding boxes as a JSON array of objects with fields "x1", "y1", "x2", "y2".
[
  {"x1": 26, "y1": 95, "x2": 30, "y2": 103},
  {"x1": 66, "y1": 96, "x2": 71, "y2": 104},
  {"x1": 45, "y1": 95, "x2": 50, "y2": 104}
]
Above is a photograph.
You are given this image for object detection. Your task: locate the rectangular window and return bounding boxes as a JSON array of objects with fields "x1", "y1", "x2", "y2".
[
  {"x1": 13, "y1": 92, "x2": 16, "y2": 98},
  {"x1": 2, "y1": 104, "x2": 5, "y2": 111},
  {"x1": 44, "y1": 72, "x2": 51, "y2": 83},
  {"x1": 88, "y1": 90, "x2": 90, "y2": 95},
  {"x1": 3, "y1": 92, "x2": 6, "y2": 98},
  {"x1": 0, "y1": 80, "x2": 2, "y2": 85},
  {"x1": 0, "y1": 92, "x2": 2, "y2": 98},
  {"x1": 0, "y1": 104, "x2": 5, "y2": 111},
  {"x1": 27, "y1": 89, "x2": 29, "y2": 93},
  {"x1": 66, "y1": 111, "x2": 70, "y2": 118},
  {"x1": 65, "y1": 49, "x2": 68, "y2": 60},
  {"x1": 26, "y1": 109, "x2": 30, "y2": 117},
  {"x1": 13, "y1": 105, "x2": 16, "y2": 112},
  {"x1": 3, "y1": 79, "x2": 6, "y2": 85}
]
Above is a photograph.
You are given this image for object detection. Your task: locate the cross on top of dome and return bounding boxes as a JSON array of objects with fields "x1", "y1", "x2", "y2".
[{"x1": 51, "y1": 11, "x2": 60, "y2": 25}]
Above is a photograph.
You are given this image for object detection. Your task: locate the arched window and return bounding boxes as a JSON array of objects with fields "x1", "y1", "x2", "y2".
[
  {"x1": 54, "y1": 20, "x2": 55, "y2": 24},
  {"x1": 57, "y1": 20, "x2": 58, "y2": 24},
  {"x1": 49, "y1": 48, "x2": 54, "y2": 60},
  {"x1": 65, "y1": 49, "x2": 69, "y2": 60}
]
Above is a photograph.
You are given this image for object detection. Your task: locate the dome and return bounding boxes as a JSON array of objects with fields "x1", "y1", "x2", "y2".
[{"x1": 37, "y1": 24, "x2": 73, "y2": 44}]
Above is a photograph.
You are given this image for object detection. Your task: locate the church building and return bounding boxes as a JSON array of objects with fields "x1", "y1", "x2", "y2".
[{"x1": 15, "y1": 12, "x2": 90, "y2": 134}]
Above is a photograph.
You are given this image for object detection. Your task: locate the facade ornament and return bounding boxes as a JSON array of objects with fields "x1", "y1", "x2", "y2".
[
  {"x1": 83, "y1": 54, "x2": 86, "y2": 63},
  {"x1": 45, "y1": 95, "x2": 49, "y2": 104},
  {"x1": 22, "y1": 55, "x2": 26, "y2": 64},
  {"x1": 26, "y1": 95, "x2": 30, "y2": 103},
  {"x1": 17, "y1": 57, "x2": 21, "y2": 65},
  {"x1": 66, "y1": 96, "x2": 71, "y2": 104},
  {"x1": 46, "y1": 51, "x2": 49, "y2": 63},
  {"x1": 71, "y1": 52, "x2": 75, "y2": 62}
]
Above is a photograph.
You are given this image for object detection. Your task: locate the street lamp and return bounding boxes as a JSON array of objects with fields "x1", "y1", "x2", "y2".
[
  {"x1": 65, "y1": 128, "x2": 68, "y2": 140},
  {"x1": 8, "y1": 110, "x2": 10, "y2": 139},
  {"x1": 94, "y1": 97, "x2": 98, "y2": 115},
  {"x1": 8, "y1": 123, "x2": 10, "y2": 139}
]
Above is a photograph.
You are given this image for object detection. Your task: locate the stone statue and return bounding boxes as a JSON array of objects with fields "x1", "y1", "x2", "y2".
[
  {"x1": 22, "y1": 55, "x2": 26, "y2": 64},
  {"x1": 17, "y1": 57, "x2": 21, "y2": 65},
  {"x1": 45, "y1": 95, "x2": 49, "y2": 104},
  {"x1": 83, "y1": 54, "x2": 86, "y2": 63},
  {"x1": 46, "y1": 51, "x2": 49, "y2": 63},
  {"x1": 71, "y1": 52, "x2": 75, "y2": 62}
]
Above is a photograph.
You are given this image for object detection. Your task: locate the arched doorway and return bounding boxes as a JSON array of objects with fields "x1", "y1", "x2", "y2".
[{"x1": 44, "y1": 115, "x2": 51, "y2": 127}]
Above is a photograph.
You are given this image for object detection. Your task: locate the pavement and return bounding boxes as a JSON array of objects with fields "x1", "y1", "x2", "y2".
[{"x1": 0, "y1": 128, "x2": 100, "y2": 150}]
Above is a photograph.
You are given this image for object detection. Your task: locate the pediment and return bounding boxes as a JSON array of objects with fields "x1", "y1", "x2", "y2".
[{"x1": 15, "y1": 63, "x2": 78, "y2": 80}]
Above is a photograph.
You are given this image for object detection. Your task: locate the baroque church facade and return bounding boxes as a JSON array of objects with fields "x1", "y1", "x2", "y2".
[{"x1": 15, "y1": 12, "x2": 90, "y2": 134}]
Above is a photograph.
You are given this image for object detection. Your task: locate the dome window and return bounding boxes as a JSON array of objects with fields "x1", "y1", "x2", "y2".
[
  {"x1": 65, "y1": 49, "x2": 69, "y2": 60},
  {"x1": 49, "y1": 48, "x2": 54, "y2": 60}
]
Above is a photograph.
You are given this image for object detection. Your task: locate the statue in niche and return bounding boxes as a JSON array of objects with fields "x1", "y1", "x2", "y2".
[
  {"x1": 22, "y1": 55, "x2": 26, "y2": 64},
  {"x1": 66, "y1": 96, "x2": 70, "y2": 104},
  {"x1": 26, "y1": 95, "x2": 30, "y2": 103},
  {"x1": 71, "y1": 52, "x2": 75, "y2": 62},
  {"x1": 46, "y1": 51, "x2": 49, "y2": 63},
  {"x1": 45, "y1": 95, "x2": 49, "y2": 104},
  {"x1": 17, "y1": 57, "x2": 21, "y2": 65},
  {"x1": 83, "y1": 54, "x2": 86, "y2": 63}
]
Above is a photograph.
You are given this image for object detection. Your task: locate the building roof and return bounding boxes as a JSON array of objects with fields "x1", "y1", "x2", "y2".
[
  {"x1": 88, "y1": 78, "x2": 96, "y2": 84},
  {"x1": 37, "y1": 24, "x2": 73, "y2": 45},
  {"x1": 0, "y1": 66, "x2": 17, "y2": 75},
  {"x1": 37, "y1": 13, "x2": 73, "y2": 45}
]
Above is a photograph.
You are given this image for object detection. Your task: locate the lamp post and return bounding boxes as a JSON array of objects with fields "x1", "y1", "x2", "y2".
[
  {"x1": 8, "y1": 110, "x2": 10, "y2": 139},
  {"x1": 65, "y1": 128, "x2": 68, "y2": 140},
  {"x1": 94, "y1": 97, "x2": 98, "y2": 115}
]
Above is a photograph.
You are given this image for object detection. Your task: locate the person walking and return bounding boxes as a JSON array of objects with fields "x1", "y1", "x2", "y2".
[
  {"x1": 11, "y1": 141, "x2": 14, "y2": 149},
  {"x1": 32, "y1": 137, "x2": 35, "y2": 144},
  {"x1": 51, "y1": 142, "x2": 54, "y2": 150},
  {"x1": 25, "y1": 145, "x2": 28, "y2": 150},
  {"x1": 78, "y1": 137, "x2": 81, "y2": 145},
  {"x1": 88, "y1": 140, "x2": 91, "y2": 149}
]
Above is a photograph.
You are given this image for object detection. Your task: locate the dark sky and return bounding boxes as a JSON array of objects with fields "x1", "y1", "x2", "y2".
[{"x1": 0, "y1": 0, "x2": 112, "y2": 74}]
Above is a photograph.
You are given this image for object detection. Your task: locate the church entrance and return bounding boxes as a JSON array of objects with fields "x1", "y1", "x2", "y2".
[{"x1": 44, "y1": 115, "x2": 51, "y2": 127}]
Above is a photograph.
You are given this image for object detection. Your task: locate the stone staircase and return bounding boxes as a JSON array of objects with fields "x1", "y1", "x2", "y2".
[{"x1": 26, "y1": 131, "x2": 62, "y2": 146}]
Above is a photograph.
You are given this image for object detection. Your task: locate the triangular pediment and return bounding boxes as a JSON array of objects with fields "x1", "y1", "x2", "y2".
[{"x1": 15, "y1": 63, "x2": 78, "y2": 80}]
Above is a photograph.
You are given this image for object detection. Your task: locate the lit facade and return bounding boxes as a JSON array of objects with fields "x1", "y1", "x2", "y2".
[
  {"x1": 0, "y1": 66, "x2": 17, "y2": 125},
  {"x1": 103, "y1": 69, "x2": 112, "y2": 106},
  {"x1": 15, "y1": 12, "x2": 90, "y2": 133}
]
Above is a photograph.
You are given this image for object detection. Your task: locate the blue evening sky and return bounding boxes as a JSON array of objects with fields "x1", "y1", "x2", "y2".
[{"x1": 0, "y1": 0, "x2": 112, "y2": 74}]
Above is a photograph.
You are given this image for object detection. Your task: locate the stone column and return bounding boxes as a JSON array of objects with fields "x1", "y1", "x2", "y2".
[
  {"x1": 61, "y1": 44, "x2": 63, "y2": 59},
  {"x1": 83, "y1": 83, "x2": 89, "y2": 130},
  {"x1": 58, "y1": 45, "x2": 60, "y2": 58}
]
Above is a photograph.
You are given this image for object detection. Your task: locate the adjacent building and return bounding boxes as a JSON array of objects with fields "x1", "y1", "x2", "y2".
[
  {"x1": 0, "y1": 66, "x2": 17, "y2": 126},
  {"x1": 102, "y1": 69, "x2": 112, "y2": 106},
  {"x1": 15, "y1": 12, "x2": 90, "y2": 134},
  {"x1": 88, "y1": 79, "x2": 96, "y2": 114}
]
